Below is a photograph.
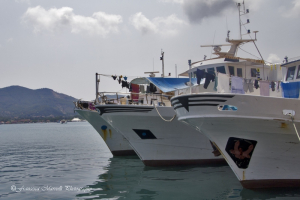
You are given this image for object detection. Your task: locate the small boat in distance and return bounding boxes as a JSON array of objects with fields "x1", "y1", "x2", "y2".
[
  {"x1": 71, "y1": 118, "x2": 81, "y2": 122},
  {"x1": 60, "y1": 119, "x2": 67, "y2": 124}
]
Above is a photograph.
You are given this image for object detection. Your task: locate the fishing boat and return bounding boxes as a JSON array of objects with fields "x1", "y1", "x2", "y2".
[
  {"x1": 94, "y1": 72, "x2": 225, "y2": 166},
  {"x1": 74, "y1": 100, "x2": 136, "y2": 156},
  {"x1": 171, "y1": 2, "x2": 300, "y2": 188}
]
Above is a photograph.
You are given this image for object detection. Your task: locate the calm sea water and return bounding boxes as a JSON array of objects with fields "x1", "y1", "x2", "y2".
[{"x1": 0, "y1": 122, "x2": 300, "y2": 200}]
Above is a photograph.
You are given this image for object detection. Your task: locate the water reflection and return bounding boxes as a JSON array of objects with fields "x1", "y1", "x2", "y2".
[
  {"x1": 240, "y1": 188, "x2": 300, "y2": 200},
  {"x1": 77, "y1": 156, "x2": 243, "y2": 200},
  {"x1": 77, "y1": 156, "x2": 300, "y2": 200}
]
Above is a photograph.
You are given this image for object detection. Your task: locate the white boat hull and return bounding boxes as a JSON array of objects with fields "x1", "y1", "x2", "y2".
[
  {"x1": 95, "y1": 104, "x2": 225, "y2": 166},
  {"x1": 171, "y1": 93, "x2": 300, "y2": 188},
  {"x1": 75, "y1": 109, "x2": 136, "y2": 156}
]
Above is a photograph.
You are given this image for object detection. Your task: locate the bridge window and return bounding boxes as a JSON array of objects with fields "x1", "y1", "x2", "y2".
[
  {"x1": 207, "y1": 67, "x2": 215, "y2": 75},
  {"x1": 286, "y1": 66, "x2": 296, "y2": 81},
  {"x1": 229, "y1": 66, "x2": 235, "y2": 76},
  {"x1": 296, "y1": 66, "x2": 300, "y2": 79},
  {"x1": 216, "y1": 66, "x2": 226, "y2": 74},
  {"x1": 237, "y1": 68, "x2": 243, "y2": 77},
  {"x1": 251, "y1": 68, "x2": 257, "y2": 77}
]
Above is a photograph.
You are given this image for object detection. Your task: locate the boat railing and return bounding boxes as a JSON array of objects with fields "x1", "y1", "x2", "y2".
[
  {"x1": 74, "y1": 100, "x2": 97, "y2": 111},
  {"x1": 97, "y1": 91, "x2": 174, "y2": 106}
]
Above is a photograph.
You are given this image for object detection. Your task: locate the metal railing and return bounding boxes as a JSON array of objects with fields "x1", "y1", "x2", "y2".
[{"x1": 97, "y1": 91, "x2": 174, "y2": 106}]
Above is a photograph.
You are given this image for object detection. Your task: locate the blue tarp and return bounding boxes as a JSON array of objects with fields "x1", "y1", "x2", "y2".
[
  {"x1": 281, "y1": 82, "x2": 300, "y2": 98},
  {"x1": 147, "y1": 77, "x2": 197, "y2": 93}
]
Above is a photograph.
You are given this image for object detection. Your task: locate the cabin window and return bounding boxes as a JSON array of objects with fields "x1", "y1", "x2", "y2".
[
  {"x1": 216, "y1": 66, "x2": 226, "y2": 74},
  {"x1": 296, "y1": 66, "x2": 300, "y2": 79},
  {"x1": 251, "y1": 68, "x2": 257, "y2": 77},
  {"x1": 229, "y1": 66, "x2": 235, "y2": 76},
  {"x1": 286, "y1": 66, "x2": 296, "y2": 81},
  {"x1": 207, "y1": 67, "x2": 215, "y2": 75},
  {"x1": 237, "y1": 68, "x2": 243, "y2": 77}
]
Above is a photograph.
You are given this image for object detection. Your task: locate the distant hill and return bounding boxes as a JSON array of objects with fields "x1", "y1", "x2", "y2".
[{"x1": 0, "y1": 86, "x2": 78, "y2": 119}]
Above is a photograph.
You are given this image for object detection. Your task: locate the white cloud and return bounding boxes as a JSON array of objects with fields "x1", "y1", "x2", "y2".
[
  {"x1": 267, "y1": 53, "x2": 281, "y2": 63},
  {"x1": 22, "y1": 6, "x2": 123, "y2": 37},
  {"x1": 130, "y1": 12, "x2": 186, "y2": 36},
  {"x1": 130, "y1": 13, "x2": 157, "y2": 34},
  {"x1": 282, "y1": 0, "x2": 300, "y2": 18}
]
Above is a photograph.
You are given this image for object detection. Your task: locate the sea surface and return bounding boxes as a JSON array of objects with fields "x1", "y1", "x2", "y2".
[{"x1": 0, "y1": 122, "x2": 300, "y2": 200}]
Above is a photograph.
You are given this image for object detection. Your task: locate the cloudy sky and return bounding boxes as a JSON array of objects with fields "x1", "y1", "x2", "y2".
[{"x1": 1, "y1": 0, "x2": 300, "y2": 100}]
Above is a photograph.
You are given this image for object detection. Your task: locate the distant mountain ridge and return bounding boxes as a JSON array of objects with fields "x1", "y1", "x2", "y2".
[{"x1": 0, "y1": 86, "x2": 77, "y2": 118}]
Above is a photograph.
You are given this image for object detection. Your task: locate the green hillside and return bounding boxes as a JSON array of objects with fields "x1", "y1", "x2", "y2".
[{"x1": 0, "y1": 86, "x2": 78, "y2": 119}]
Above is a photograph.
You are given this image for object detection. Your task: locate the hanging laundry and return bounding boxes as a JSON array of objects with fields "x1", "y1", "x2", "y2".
[
  {"x1": 281, "y1": 82, "x2": 300, "y2": 98},
  {"x1": 254, "y1": 80, "x2": 259, "y2": 89},
  {"x1": 146, "y1": 85, "x2": 150, "y2": 93},
  {"x1": 196, "y1": 69, "x2": 205, "y2": 85},
  {"x1": 213, "y1": 76, "x2": 218, "y2": 91},
  {"x1": 117, "y1": 75, "x2": 123, "y2": 84},
  {"x1": 126, "y1": 82, "x2": 130, "y2": 89},
  {"x1": 217, "y1": 73, "x2": 230, "y2": 93},
  {"x1": 260, "y1": 80, "x2": 270, "y2": 96},
  {"x1": 112, "y1": 75, "x2": 117, "y2": 80},
  {"x1": 139, "y1": 85, "x2": 145, "y2": 93},
  {"x1": 203, "y1": 73, "x2": 215, "y2": 89},
  {"x1": 243, "y1": 79, "x2": 254, "y2": 93},
  {"x1": 121, "y1": 80, "x2": 129, "y2": 88},
  {"x1": 268, "y1": 65, "x2": 277, "y2": 81},
  {"x1": 231, "y1": 76, "x2": 245, "y2": 94},
  {"x1": 271, "y1": 81, "x2": 275, "y2": 91},
  {"x1": 150, "y1": 83, "x2": 157, "y2": 92},
  {"x1": 121, "y1": 80, "x2": 126, "y2": 88},
  {"x1": 124, "y1": 76, "x2": 128, "y2": 81},
  {"x1": 131, "y1": 83, "x2": 140, "y2": 102},
  {"x1": 276, "y1": 81, "x2": 280, "y2": 93}
]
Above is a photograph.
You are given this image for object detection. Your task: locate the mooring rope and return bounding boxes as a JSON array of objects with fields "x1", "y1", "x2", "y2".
[
  {"x1": 153, "y1": 103, "x2": 176, "y2": 122},
  {"x1": 290, "y1": 115, "x2": 300, "y2": 142}
]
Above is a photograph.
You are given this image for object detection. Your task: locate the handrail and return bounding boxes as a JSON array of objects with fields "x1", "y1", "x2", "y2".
[
  {"x1": 96, "y1": 91, "x2": 174, "y2": 106},
  {"x1": 97, "y1": 91, "x2": 174, "y2": 97}
]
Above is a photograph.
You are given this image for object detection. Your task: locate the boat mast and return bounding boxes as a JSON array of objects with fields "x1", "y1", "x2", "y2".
[
  {"x1": 238, "y1": 2, "x2": 242, "y2": 39},
  {"x1": 96, "y1": 73, "x2": 99, "y2": 103},
  {"x1": 188, "y1": 60, "x2": 192, "y2": 94},
  {"x1": 160, "y1": 49, "x2": 165, "y2": 77}
]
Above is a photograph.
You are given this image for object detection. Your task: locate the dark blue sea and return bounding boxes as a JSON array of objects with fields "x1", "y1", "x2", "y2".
[{"x1": 0, "y1": 122, "x2": 300, "y2": 200}]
